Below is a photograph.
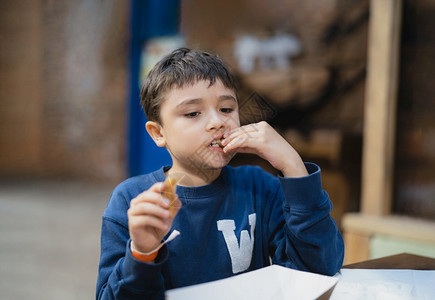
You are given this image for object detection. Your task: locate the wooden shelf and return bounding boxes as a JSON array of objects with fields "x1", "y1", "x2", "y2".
[{"x1": 343, "y1": 213, "x2": 435, "y2": 244}]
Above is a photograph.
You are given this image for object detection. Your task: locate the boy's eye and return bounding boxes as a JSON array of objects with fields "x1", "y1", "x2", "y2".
[
  {"x1": 185, "y1": 112, "x2": 200, "y2": 118},
  {"x1": 220, "y1": 108, "x2": 234, "y2": 113}
]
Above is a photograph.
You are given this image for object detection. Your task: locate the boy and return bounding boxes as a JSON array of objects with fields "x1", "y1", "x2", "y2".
[{"x1": 96, "y1": 48, "x2": 344, "y2": 299}]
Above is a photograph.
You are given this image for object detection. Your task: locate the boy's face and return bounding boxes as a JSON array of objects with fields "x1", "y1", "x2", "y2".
[{"x1": 154, "y1": 79, "x2": 240, "y2": 176}]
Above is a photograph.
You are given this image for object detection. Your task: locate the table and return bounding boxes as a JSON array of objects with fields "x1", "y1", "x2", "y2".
[
  {"x1": 342, "y1": 253, "x2": 435, "y2": 270},
  {"x1": 331, "y1": 253, "x2": 435, "y2": 299}
]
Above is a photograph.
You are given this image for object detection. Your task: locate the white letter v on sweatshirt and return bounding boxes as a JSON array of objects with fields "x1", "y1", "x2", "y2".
[{"x1": 217, "y1": 213, "x2": 256, "y2": 274}]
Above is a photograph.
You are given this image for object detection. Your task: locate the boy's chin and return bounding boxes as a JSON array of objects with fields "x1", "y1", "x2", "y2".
[
  {"x1": 204, "y1": 160, "x2": 228, "y2": 170},
  {"x1": 203, "y1": 158, "x2": 231, "y2": 171},
  {"x1": 182, "y1": 153, "x2": 233, "y2": 173}
]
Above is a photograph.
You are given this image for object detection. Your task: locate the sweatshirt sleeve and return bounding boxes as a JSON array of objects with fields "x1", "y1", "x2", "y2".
[
  {"x1": 96, "y1": 185, "x2": 168, "y2": 300},
  {"x1": 269, "y1": 162, "x2": 344, "y2": 276}
]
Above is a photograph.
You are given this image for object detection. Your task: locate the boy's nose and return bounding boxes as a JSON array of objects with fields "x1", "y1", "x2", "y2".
[{"x1": 206, "y1": 111, "x2": 225, "y2": 131}]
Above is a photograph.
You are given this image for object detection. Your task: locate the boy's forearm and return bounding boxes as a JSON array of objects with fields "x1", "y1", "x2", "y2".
[
  {"x1": 268, "y1": 133, "x2": 309, "y2": 178},
  {"x1": 277, "y1": 163, "x2": 344, "y2": 275},
  {"x1": 97, "y1": 218, "x2": 168, "y2": 299},
  {"x1": 97, "y1": 245, "x2": 168, "y2": 299},
  {"x1": 279, "y1": 157, "x2": 308, "y2": 178},
  {"x1": 283, "y1": 200, "x2": 344, "y2": 275}
]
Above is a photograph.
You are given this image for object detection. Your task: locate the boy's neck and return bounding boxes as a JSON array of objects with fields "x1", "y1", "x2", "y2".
[{"x1": 166, "y1": 166, "x2": 222, "y2": 187}]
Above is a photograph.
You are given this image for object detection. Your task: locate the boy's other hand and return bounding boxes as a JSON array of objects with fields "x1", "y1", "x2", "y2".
[
  {"x1": 222, "y1": 121, "x2": 308, "y2": 178},
  {"x1": 128, "y1": 181, "x2": 181, "y2": 254}
]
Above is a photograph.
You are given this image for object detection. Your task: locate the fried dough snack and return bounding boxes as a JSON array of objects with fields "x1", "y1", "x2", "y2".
[{"x1": 163, "y1": 175, "x2": 180, "y2": 217}]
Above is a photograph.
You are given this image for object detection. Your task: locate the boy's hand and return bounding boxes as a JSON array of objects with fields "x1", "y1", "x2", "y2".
[
  {"x1": 222, "y1": 121, "x2": 308, "y2": 177},
  {"x1": 127, "y1": 181, "x2": 181, "y2": 254}
]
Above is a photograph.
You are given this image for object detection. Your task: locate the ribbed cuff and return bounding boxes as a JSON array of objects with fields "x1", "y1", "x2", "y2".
[
  {"x1": 279, "y1": 162, "x2": 326, "y2": 209},
  {"x1": 120, "y1": 240, "x2": 169, "y2": 291}
]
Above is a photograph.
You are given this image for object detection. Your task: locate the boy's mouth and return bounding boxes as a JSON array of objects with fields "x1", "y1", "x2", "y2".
[{"x1": 210, "y1": 139, "x2": 224, "y2": 149}]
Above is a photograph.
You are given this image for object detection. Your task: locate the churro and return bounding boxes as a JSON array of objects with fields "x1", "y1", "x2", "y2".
[
  {"x1": 163, "y1": 175, "x2": 179, "y2": 217},
  {"x1": 211, "y1": 139, "x2": 224, "y2": 148}
]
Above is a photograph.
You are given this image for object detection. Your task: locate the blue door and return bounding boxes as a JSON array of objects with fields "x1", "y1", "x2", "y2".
[{"x1": 128, "y1": 0, "x2": 181, "y2": 176}]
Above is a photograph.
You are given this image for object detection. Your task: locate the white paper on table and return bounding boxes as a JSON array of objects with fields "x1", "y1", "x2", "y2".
[
  {"x1": 330, "y1": 269, "x2": 435, "y2": 300},
  {"x1": 166, "y1": 264, "x2": 339, "y2": 300}
]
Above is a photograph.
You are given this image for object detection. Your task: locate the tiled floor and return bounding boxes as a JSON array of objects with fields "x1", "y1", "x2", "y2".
[{"x1": 0, "y1": 180, "x2": 114, "y2": 300}]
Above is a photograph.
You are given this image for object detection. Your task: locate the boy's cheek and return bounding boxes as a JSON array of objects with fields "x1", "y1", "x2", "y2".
[{"x1": 225, "y1": 116, "x2": 240, "y2": 129}]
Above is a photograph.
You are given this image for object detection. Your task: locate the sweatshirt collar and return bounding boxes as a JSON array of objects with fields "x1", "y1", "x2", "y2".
[{"x1": 152, "y1": 166, "x2": 229, "y2": 200}]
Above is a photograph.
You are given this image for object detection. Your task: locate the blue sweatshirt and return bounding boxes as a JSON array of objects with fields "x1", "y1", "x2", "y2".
[{"x1": 96, "y1": 163, "x2": 344, "y2": 299}]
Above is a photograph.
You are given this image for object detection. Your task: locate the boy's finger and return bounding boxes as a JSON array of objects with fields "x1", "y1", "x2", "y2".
[
  {"x1": 223, "y1": 125, "x2": 257, "y2": 145},
  {"x1": 131, "y1": 186, "x2": 167, "y2": 207},
  {"x1": 226, "y1": 122, "x2": 259, "y2": 135},
  {"x1": 149, "y1": 181, "x2": 166, "y2": 192},
  {"x1": 129, "y1": 214, "x2": 170, "y2": 232},
  {"x1": 128, "y1": 201, "x2": 170, "y2": 219},
  {"x1": 223, "y1": 133, "x2": 257, "y2": 153}
]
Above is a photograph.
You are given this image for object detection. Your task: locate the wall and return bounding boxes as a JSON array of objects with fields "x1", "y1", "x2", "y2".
[
  {"x1": 1, "y1": 0, "x2": 433, "y2": 221},
  {"x1": 180, "y1": 0, "x2": 369, "y2": 223},
  {"x1": 0, "y1": 1, "x2": 43, "y2": 177},
  {"x1": 394, "y1": 0, "x2": 435, "y2": 220},
  {"x1": 0, "y1": 0, "x2": 129, "y2": 182}
]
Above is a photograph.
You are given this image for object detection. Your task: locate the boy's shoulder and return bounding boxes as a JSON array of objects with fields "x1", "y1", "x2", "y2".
[
  {"x1": 112, "y1": 167, "x2": 166, "y2": 198},
  {"x1": 103, "y1": 167, "x2": 166, "y2": 223}
]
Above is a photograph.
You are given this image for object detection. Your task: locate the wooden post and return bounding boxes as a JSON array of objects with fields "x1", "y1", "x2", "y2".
[
  {"x1": 343, "y1": 231, "x2": 371, "y2": 264},
  {"x1": 361, "y1": 0, "x2": 402, "y2": 215}
]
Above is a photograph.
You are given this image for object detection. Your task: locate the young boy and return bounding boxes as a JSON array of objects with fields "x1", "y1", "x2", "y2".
[{"x1": 96, "y1": 48, "x2": 344, "y2": 299}]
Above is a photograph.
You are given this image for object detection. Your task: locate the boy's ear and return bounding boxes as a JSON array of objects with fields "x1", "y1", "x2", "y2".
[{"x1": 145, "y1": 121, "x2": 166, "y2": 147}]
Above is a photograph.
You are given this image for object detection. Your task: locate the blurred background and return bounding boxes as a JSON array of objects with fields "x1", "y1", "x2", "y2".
[{"x1": 0, "y1": 0, "x2": 434, "y2": 299}]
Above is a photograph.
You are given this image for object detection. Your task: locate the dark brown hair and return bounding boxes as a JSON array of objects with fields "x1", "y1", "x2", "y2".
[{"x1": 140, "y1": 48, "x2": 238, "y2": 124}]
